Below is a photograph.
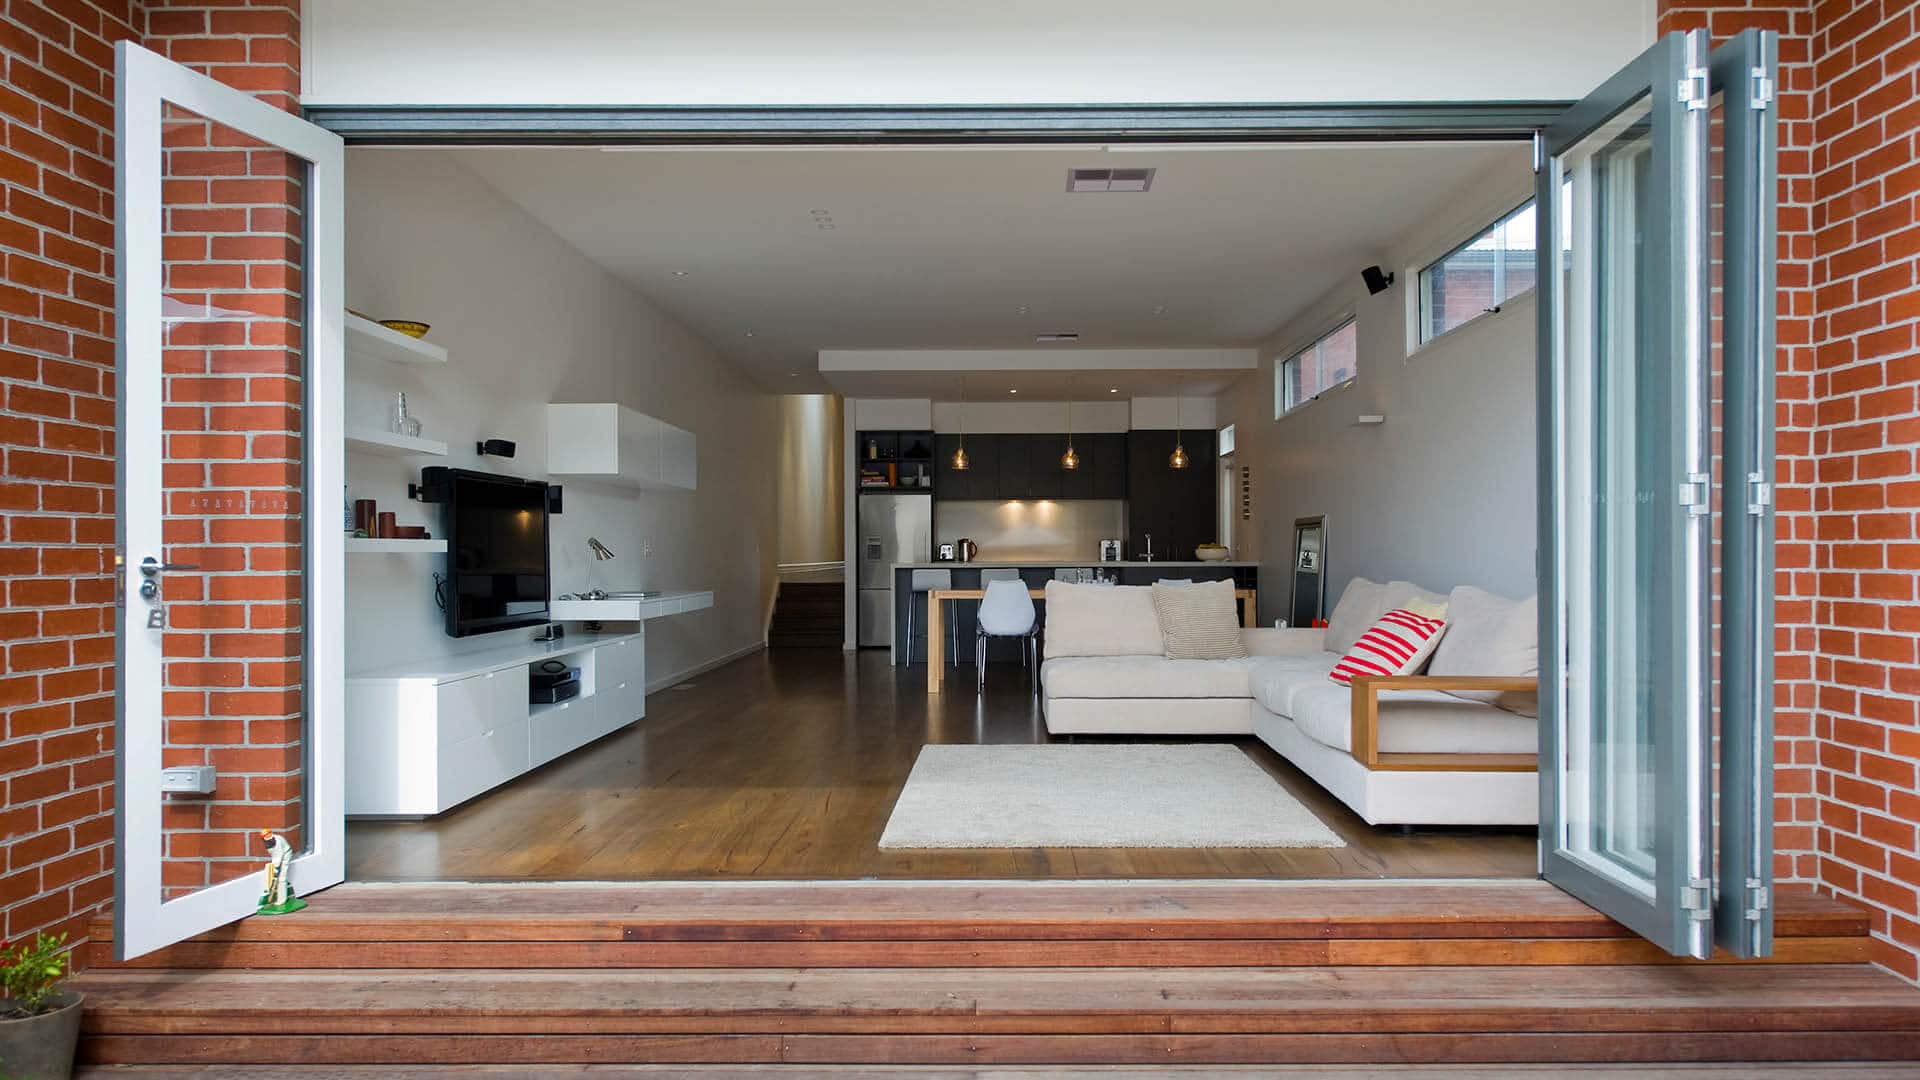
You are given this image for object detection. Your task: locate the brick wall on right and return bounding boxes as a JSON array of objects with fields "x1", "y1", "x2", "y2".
[{"x1": 1664, "y1": 0, "x2": 1920, "y2": 981}]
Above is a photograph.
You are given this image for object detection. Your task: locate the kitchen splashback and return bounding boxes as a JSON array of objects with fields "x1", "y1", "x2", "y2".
[{"x1": 933, "y1": 499, "x2": 1126, "y2": 562}]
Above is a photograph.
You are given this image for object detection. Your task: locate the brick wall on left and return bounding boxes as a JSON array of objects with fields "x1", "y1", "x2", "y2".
[{"x1": 0, "y1": 0, "x2": 301, "y2": 953}]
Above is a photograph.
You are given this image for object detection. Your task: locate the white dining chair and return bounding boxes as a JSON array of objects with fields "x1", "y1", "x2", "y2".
[{"x1": 975, "y1": 577, "x2": 1038, "y2": 693}]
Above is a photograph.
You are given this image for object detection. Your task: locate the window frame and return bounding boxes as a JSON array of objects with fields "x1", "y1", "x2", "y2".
[
  {"x1": 1414, "y1": 195, "x2": 1541, "y2": 348},
  {"x1": 1274, "y1": 314, "x2": 1358, "y2": 419}
]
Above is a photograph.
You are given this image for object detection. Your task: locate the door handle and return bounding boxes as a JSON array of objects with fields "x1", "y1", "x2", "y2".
[{"x1": 139, "y1": 556, "x2": 199, "y2": 576}]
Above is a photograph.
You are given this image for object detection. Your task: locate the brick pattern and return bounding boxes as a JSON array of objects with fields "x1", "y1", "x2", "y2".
[
  {"x1": 0, "y1": 0, "x2": 300, "y2": 948},
  {"x1": 1803, "y1": 0, "x2": 1920, "y2": 981}
]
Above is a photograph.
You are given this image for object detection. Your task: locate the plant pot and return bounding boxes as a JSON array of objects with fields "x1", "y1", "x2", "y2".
[{"x1": 0, "y1": 992, "x2": 82, "y2": 1080}]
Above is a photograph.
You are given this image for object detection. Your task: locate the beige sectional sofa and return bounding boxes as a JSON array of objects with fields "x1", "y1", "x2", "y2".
[{"x1": 1039, "y1": 578, "x2": 1541, "y2": 826}]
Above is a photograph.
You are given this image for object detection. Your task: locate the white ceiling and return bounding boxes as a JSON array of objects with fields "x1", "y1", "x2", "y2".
[{"x1": 436, "y1": 142, "x2": 1527, "y2": 395}]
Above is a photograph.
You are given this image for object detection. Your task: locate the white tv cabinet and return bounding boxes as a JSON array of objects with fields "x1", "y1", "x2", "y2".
[{"x1": 346, "y1": 630, "x2": 647, "y2": 816}]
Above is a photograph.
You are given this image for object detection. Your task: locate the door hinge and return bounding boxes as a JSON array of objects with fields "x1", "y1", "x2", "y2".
[
  {"x1": 1678, "y1": 472, "x2": 1711, "y2": 516},
  {"x1": 1531, "y1": 130, "x2": 1544, "y2": 174},
  {"x1": 1749, "y1": 66, "x2": 1774, "y2": 110},
  {"x1": 1679, "y1": 68, "x2": 1710, "y2": 111},
  {"x1": 1744, "y1": 877, "x2": 1770, "y2": 922},
  {"x1": 1746, "y1": 471, "x2": 1773, "y2": 516},
  {"x1": 1681, "y1": 878, "x2": 1713, "y2": 920}
]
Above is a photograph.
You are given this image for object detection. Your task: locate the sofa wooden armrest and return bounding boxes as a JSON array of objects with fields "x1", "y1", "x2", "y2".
[{"x1": 1347, "y1": 675, "x2": 1539, "y2": 772}]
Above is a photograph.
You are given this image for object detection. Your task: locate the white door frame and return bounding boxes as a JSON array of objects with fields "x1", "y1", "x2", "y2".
[{"x1": 114, "y1": 41, "x2": 346, "y2": 960}]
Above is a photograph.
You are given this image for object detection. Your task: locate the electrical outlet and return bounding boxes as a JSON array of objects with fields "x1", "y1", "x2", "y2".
[{"x1": 161, "y1": 764, "x2": 217, "y2": 795}]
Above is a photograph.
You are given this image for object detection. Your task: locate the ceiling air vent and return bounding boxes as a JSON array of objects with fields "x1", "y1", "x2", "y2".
[
  {"x1": 1066, "y1": 167, "x2": 1155, "y2": 193},
  {"x1": 1036, "y1": 333, "x2": 1080, "y2": 343}
]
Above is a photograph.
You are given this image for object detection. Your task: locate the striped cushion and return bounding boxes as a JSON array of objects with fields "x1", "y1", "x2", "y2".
[
  {"x1": 1328, "y1": 608, "x2": 1448, "y2": 685},
  {"x1": 1151, "y1": 580, "x2": 1249, "y2": 660}
]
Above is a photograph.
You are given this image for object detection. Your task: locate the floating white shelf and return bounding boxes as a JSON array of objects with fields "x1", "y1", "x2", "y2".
[
  {"x1": 346, "y1": 312, "x2": 448, "y2": 366},
  {"x1": 346, "y1": 429, "x2": 449, "y2": 458},
  {"x1": 346, "y1": 537, "x2": 447, "y2": 554}
]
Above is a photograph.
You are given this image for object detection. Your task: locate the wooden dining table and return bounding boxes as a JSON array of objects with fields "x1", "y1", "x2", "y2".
[{"x1": 923, "y1": 586, "x2": 1258, "y2": 694}]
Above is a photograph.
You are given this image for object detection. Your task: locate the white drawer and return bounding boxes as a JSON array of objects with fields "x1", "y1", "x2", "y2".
[
  {"x1": 436, "y1": 666, "x2": 529, "y2": 745},
  {"x1": 529, "y1": 695, "x2": 610, "y2": 767},
  {"x1": 436, "y1": 716, "x2": 530, "y2": 809}
]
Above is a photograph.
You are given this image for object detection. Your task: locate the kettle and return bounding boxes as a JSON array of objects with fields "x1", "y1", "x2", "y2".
[{"x1": 955, "y1": 538, "x2": 978, "y2": 562}]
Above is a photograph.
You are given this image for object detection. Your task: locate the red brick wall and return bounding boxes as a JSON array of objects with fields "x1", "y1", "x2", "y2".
[
  {"x1": 1663, "y1": 0, "x2": 1920, "y2": 981},
  {"x1": 0, "y1": 0, "x2": 299, "y2": 949}
]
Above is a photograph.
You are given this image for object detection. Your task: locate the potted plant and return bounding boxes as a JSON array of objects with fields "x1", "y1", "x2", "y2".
[{"x1": 0, "y1": 933, "x2": 80, "y2": 1080}]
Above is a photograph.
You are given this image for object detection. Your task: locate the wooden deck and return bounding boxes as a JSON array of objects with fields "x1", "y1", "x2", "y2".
[{"x1": 76, "y1": 880, "x2": 1920, "y2": 1067}]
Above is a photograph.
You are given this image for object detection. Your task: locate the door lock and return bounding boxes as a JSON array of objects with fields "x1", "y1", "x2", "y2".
[{"x1": 139, "y1": 579, "x2": 160, "y2": 600}]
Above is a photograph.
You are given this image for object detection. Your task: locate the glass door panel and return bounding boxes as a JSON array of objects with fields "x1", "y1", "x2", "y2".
[
  {"x1": 1538, "y1": 30, "x2": 1714, "y2": 958},
  {"x1": 115, "y1": 42, "x2": 344, "y2": 960}
]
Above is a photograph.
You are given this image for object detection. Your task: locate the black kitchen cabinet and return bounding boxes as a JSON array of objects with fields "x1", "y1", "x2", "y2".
[
  {"x1": 1126, "y1": 429, "x2": 1217, "y2": 562},
  {"x1": 1054, "y1": 433, "x2": 1094, "y2": 500},
  {"x1": 995, "y1": 433, "x2": 1032, "y2": 499},
  {"x1": 1021, "y1": 434, "x2": 1063, "y2": 500},
  {"x1": 1089, "y1": 432, "x2": 1128, "y2": 500},
  {"x1": 934, "y1": 434, "x2": 969, "y2": 499}
]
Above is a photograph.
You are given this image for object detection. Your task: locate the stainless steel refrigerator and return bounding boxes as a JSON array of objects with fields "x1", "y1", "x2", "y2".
[{"x1": 856, "y1": 492, "x2": 932, "y2": 647}]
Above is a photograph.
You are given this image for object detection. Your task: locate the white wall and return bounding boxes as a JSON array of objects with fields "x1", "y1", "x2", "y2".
[
  {"x1": 344, "y1": 150, "x2": 777, "y2": 686},
  {"x1": 306, "y1": 0, "x2": 1654, "y2": 106},
  {"x1": 1215, "y1": 160, "x2": 1539, "y2": 618}
]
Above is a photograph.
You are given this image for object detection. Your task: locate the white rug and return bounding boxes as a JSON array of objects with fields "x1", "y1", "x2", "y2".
[{"x1": 878, "y1": 744, "x2": 1346, "y2": 849}]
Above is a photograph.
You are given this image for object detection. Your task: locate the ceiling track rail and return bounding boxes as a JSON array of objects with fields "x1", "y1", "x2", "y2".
[{"x1": 301, "y1": 102, "x2": 1573, "y2": 146}]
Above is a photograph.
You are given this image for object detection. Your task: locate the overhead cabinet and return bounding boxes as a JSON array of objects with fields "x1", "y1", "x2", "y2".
[
  {"x1": 547, "y1": 403, "x2": 696, "y2": 491},
  {"x1": 1126, "y1": 428, "x2": 1217, "y2": 561},
  {"x1": 931, "y1": 432, "x2": 1124, "y2": 501}
]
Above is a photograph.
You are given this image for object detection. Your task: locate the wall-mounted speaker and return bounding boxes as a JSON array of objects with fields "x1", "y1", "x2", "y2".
[
  {"x1": 546, "y1": 485, "x2": 563, "y2": 515},
  {"x1": 476, "y1": 438, "x2": 516, "y2": 458},
  {"x1": 1361, "y1": 265, "x2": 1395, "y2": 295}
]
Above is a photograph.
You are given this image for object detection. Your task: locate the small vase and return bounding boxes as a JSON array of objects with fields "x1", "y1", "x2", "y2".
[
  {"x1": 389, "y1": 391, "x2": 410, "y2": 436},
  {"x1": 0, "y1": 992, "x2": 83, "y2": 1080}
]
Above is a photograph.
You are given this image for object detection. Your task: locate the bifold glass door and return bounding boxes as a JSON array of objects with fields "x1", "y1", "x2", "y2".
[
  {"x1": 114, "y1": 43, "x2": 345, "y2": 959},
  {"x1": 1537, "y1": 29, "x2": 1777, "y2": 959}
]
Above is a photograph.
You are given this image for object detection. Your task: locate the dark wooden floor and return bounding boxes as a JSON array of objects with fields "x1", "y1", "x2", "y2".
[{"x1": 345, "y1": 647, "x2": 1537, "y2": 881}]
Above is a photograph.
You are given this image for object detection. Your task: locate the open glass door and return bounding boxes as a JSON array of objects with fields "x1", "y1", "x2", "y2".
[
  {"x1": 1537, "y1": 29, "x2": 1778, "y2": 959},
  {"x1": 114, "y1": 43, "x2": 344, "y2": 959}
]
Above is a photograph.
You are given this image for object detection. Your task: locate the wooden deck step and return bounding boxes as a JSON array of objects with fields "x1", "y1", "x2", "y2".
[
  {"x1": 84, "y1": 880, "x2": 1873, "y2": 970},
  {"x1": 75, "y1": 1066, "x2": 1920, "y2": 1078},
  {"x1": 73, "y1": 964, "x2": 1920, "y2": 1066}
]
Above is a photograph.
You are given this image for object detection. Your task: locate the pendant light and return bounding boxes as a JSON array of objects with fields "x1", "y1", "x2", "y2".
[
  {"x1": 1169, "y1": 381, "x2": 1190, "y2": 470},
  {"x1": 951, "y1": 376, "x2": 970, "y2": 471},
  {"x1": 1061, "y1": 389, "x2": 1080, "y2": 471}
]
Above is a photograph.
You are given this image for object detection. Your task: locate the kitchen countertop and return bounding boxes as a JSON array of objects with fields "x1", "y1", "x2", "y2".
[{"x1": 893, "y1": 560, "x2": 1257, "y2": 569}]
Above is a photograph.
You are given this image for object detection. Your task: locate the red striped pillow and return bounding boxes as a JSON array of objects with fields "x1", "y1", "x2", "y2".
[{"x1": 1328, "y1": 608, "x2": 1448, "y2": 685}]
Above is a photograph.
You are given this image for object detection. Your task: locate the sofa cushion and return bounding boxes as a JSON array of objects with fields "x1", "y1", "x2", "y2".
[
  {"x1": 1248, "y1": 652, "x2": 1342, "y2": 717},
  {"x1": 1041, "y1": 582, "x2": 1163, "y2": 658},
  {"x1": 1152, "y1": 580, "x2": 1248, "y2": 660},
  {"x1": 1329, "y1": 608, "x2": 1449, "y2": 684},
  {"x1": 1290, "y1": 683, "x2": 1538, "y2": 756},
  {"x1": 1428, "y1": 586, "x2": 1540, "y2": 717},
  {"x1": 1325, "y1": 578, "x2": 1449, "y2": 653},
  {"x1": 1042, "y1": 655, "x2": 1261, "y2": 699}
]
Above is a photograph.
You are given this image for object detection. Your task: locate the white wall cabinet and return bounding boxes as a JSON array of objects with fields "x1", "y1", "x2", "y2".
[
  {"x1": 547, "y1": 403, "x2": 697, "y2": 491},
  {"x1": 348, "y1": 631, "x2": 647, "y2": 816}
]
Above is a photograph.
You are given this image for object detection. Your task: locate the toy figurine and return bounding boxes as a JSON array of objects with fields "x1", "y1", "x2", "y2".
[{"x1": 256, "y1": 830, "x2": 307, "y2": 916}]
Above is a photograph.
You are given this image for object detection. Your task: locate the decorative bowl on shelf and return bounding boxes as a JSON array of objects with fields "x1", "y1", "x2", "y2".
[
  {"x1": 1196, "y1": 545, "x2": 1229, "y2": 562},
  {"x1": 379, "y1": 319, "x2": 431, "y2": 339}
]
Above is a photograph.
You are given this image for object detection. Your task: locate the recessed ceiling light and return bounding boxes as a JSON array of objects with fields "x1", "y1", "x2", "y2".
[
  {"x1": 672, "y1": 270, "x2": 689, "y2": 277},
  {"x1": 1108, "y1": 388, "x2": 1118, "y2": 394},
  {"x1": 1008, "y1": 389, "x2": 1018, "y2": 394},
  {"x1": 1016, "y1": 305, "x2": 1029, "y2": 315},
  {"x1": 1151, "y1": 305, "x2": 1166, "y2": 316},
  {"x1": 744, "y1": 330, "x2": 756, "y2": 337}
]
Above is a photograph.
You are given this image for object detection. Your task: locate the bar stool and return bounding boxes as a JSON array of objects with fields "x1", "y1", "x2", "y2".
[{"x1": 905, "y1": 568, "x2": 954, "y2": 666}]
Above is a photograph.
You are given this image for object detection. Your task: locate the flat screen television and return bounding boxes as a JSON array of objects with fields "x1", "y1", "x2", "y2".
[{"x1": 430, "y1": 468, "x2": 552, "y2": 638}]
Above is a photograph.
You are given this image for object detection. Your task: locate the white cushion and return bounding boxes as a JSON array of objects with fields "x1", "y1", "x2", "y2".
[
  {"x1": 1325, "y1": 578, "x2": 1448, "y2": 653},
  {"x1": 1243, "y1": 627, "x2": 1328, "y2": 656},
  {"x1": 1041, "y1": 582, "x2": 1163, "y2": 657},
  {"x1": 1428, "y1": 586, "x2": 1540, "y2": 717},
  {"x1": 1248, "y1": 653, "x2": 1342, "y2": 717},
  {"x1": 1042, "y1": 655, "x2": 1260, "y2": 699},
  {"x1": 1289, "y1": 683, "x2": 1538, "y2": 755},
  {"x1": 1152, "y1": 580, "x2": 1248, "y2": 660}
]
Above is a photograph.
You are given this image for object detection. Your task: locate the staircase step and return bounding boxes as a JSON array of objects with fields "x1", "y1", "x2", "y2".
[
  {"x1": 85, "y1": 881, "x2": 1870, "y2": 971},
  {"x1": 73, "y1": 965, "x2": 1920, "y2": 1066}
]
